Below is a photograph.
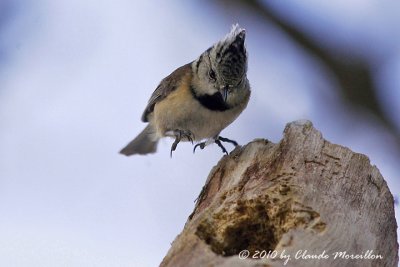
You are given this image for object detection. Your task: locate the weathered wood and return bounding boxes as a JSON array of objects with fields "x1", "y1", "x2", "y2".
[{"x1": 160, "y1": 120, "x2": 398, "y2": 267}]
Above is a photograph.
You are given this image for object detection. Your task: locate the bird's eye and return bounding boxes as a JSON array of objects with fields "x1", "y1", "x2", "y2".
[{"x1": 208, "y1": 69, "x2": 216, "y2": 82}]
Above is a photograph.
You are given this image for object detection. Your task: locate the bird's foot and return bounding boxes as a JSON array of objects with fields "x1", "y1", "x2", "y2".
[
  {"x1": 170, "y1": 129, "x2": 195, "y2": 157},
  {"x1": 193, "y1": 142, "x2": 206, "y2": 153},
  {"x1": 218, "y1": 136, "x2": 239, "y2": 147},
  {"x1": 215, "y1": 139, "x2": 228, "y2": 155},
  {"x1": 193, "y1": 136, "x2": 239, "y2": 155},
  {"x1": 215, "y1": 136, "x2": 239, "y2": 155}
]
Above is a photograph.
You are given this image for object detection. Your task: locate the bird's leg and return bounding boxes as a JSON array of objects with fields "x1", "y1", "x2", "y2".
[
  {"x1": 214, "y1": 135, "x2": 239, "y2": 155},
  {"x1": 193, "y1": 136, "x2": 239, "y2": 155},
  {"x1": 214, "y1": 139, "x2": 229, "y2": 155},
  {"x1": 170, "y1": 129, "x2": 195, "y2": 157},
  {"x1": 218, "y1": 136, "x2": 239, "y2": 147}
]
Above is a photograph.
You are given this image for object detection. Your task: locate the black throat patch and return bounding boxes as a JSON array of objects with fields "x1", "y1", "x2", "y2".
[{"x1": 190, "y1": 86, "x2": 229, "y2": 111}]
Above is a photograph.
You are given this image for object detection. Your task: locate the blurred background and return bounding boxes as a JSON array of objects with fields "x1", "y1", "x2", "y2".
[{"x1": 0, "y1": 0, "x2": 399, "y2": 266}]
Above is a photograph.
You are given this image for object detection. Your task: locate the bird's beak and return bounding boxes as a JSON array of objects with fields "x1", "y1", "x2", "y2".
[{"x1": 220, "y1": 86, "x2": 229, "y2": 102}]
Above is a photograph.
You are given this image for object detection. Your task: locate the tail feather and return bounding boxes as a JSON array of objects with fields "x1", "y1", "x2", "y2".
[{"x1": 120, "y1": 125, "x2": 158, "y2": 156}]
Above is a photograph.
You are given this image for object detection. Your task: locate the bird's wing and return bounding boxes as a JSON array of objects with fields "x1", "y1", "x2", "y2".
[{"x1": 141, "y1": 63, "x2": 192, "y2": 122}]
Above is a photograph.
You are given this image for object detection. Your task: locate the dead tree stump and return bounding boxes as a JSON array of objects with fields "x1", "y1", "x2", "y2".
[{"x1": 160, "y1": 120, "x2": 398, "y2": 267}]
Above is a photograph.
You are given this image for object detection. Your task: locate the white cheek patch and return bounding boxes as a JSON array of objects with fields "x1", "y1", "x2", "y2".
[{"x1": 197, "y1": 67, "x2": 219, "y2": 95}]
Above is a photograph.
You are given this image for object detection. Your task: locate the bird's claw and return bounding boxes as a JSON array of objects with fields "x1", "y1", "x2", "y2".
[
  {"x1": 170, "y1": 129, "x2": 195, "y2": 157},
  {"x1": 215, "y1": 139, "x2": 228, "y2": 155},
  {"x1": 193, "y1": 142, "x2": 206, "y2": 153},
  {"x1": 193, "y1": 136, "x2": 238, "y2": 155},
  {"x1": 170, "y1": 132, "x2": 238, "y2": 156}
]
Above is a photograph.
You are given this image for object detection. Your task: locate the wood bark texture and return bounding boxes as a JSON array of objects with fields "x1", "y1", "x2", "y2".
[{"x1": 160, "y1": 120, "x2": 398, "y2": 267}]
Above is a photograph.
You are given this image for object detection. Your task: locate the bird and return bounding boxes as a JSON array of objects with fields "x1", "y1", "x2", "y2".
[{"x1": 120, "y1": 24, "x2": 251, "y2": 157}]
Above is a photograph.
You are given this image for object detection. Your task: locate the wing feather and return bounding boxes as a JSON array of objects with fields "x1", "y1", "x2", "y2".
[{"x1": 141, "y1": 63, "x2": 192, "y2": 122}]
